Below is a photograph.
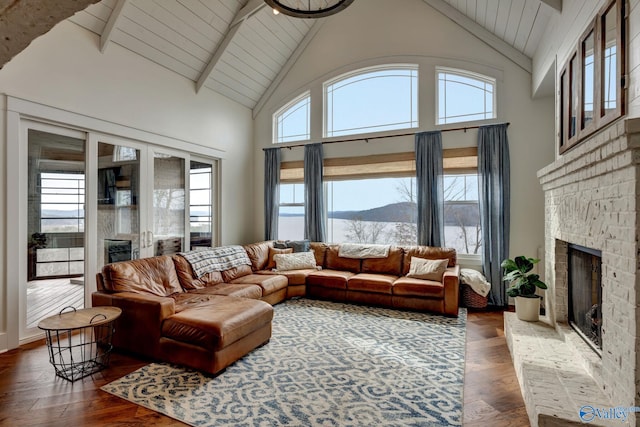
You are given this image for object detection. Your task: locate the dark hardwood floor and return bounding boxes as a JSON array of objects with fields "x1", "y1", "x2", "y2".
[{"x1": 0, "y1": 309, "x2": 529, "y2": 426}]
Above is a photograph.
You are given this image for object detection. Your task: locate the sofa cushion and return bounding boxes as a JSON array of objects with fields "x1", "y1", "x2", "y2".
[
  {"x1": 172, "y1": 254, "x2": 223, "y2": 290},
  {"x1": 306, "y1": 269, "x2": 355, "y2": 289},
  {"x1": 402, "y1": 246, "x2": 457, "y2": 275},
  {"x1": 407, "y1": 257, "x2": 449, "y2": 281},
  {"x1": 392, "y1": 277, "x2": 444, "y2": 298},
  {"x1": 243, "y1": 241, "x2": 273, "y2": 271},
  {"x1": 310, "y1": 242, "x2": 329, "y2": 267},
  {"x1": 103, "y1": 255, "x2": 183, "y2": 297},
  {"x1": 162, "y1": 296, "x2": 273, "y2": 350},
  {"x1": 189, "y1": 283, "x2": 263, "y2": 300},
  {"x1": 230, "y1": 274, "x2": 288, "y2": 296},
  {"x1": 266, "y1": 247, "x2": 293, "y2": 270},
  {"x1": 221, "y1": 264, "x2": 253, "y2": 282},
  {"x1": 256, "y1": 269, "x2": 315, "y2": 286},
  {"x1": 361, "y1": 246, "x2": 403, "y2": 276},
  {"x1": 172, "y1": 292, "x2": 224, "y2": 313},
  {"x1": 325, "y1": 245, "x2": 361, "y2": 273},
  {"x1": 347, "y1": 273, "x2": 397, "y2": 294}
]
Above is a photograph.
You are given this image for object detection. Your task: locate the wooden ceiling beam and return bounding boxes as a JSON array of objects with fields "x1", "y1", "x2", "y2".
[
  {"x1": 196, "y1": 0, "x2": 266, "y2": 93},
  {"x1": 540, "y1": 0, "x2": 562, "y2": 12},
  {"x1": 100, "y1": 0, "x2": 128, "y2": 53},
  {"x1": 421, "y1": 0, "x2": 532, "y2": 74}
]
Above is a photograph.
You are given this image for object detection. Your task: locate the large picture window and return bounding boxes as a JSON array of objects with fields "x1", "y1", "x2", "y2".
[
  {"x1": 277, "y1": 150, "x2": 481, "y2": 255},
  {"x1": 559, "y1": 0, "x2": 625, "y2": 153},
  {"x1": 324, "y1": 65, "x2": 418, "y2": 138},
  {"x1": 326, "y1": 177, "x2": 417, "y2": 245},
  {"x1": 443, "y1": 174, "x2": 481, "y2": 255},
  {"x1": 437, "y1": 68, "x2": 496, "y2": 125}
]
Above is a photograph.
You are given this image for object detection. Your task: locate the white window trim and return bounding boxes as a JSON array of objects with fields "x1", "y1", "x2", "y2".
[
  {"x1": 322, "y1": 63, "x2": 419, "y2": 139},
  {"x1": 272, "y1": 91, "x2": 311, "y2": 144},
  {"x1": 435, "y1": 67, "x2": 497, "y2": 126}
]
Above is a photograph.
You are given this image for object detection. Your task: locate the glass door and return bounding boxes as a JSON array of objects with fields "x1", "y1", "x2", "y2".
[
  {"x1": 23, "y1": 127, "x2": 87, "y2": 339},
  {"x1": 189, "y1": 158, "x2": 216, "y2": 249},
  {"x1": 95, "y1": 139, "x2": 146, "y2": 271},
  {"x1": 151, "y1": 149, "x2": 187, "y2": 256}
]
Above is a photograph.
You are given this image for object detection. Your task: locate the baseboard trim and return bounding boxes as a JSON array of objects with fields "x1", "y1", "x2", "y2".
[{"x1": 0, "y1": 332, "x2": 7, "y2": 353}]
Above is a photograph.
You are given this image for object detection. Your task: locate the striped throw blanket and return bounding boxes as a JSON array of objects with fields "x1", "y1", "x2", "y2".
[{"x1": 179, "y1": 245, "x2": 251, "y2": 278}]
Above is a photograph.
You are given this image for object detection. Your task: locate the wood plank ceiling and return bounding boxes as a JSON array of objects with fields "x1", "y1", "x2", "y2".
[{"x1": 68, "y1": 0, "x2": 558, "y2": 112}]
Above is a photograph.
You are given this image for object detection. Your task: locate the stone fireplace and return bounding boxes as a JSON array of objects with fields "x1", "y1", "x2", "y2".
[{"x1": 524, "y1": 118, "x2": 640, "y2": 425}]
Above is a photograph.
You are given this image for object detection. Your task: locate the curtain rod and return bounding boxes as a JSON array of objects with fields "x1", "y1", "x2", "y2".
[{"x1": 263, "y1": 122, "x2": 510, "y2": 151}]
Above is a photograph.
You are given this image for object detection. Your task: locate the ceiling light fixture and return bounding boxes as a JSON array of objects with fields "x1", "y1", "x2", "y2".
[{"x1": 264, "y1": 0, "x2": 355, "y2": 19}]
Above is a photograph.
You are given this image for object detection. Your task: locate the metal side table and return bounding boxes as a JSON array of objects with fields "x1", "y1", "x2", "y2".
[{"x1": 38, "y1": 306, "x2": 121, "y2": 381}]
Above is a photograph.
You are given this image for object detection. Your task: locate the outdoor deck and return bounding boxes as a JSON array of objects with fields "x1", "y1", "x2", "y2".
[{"x1": 26, "y1": 278, "x2": 85, "y2": 329}]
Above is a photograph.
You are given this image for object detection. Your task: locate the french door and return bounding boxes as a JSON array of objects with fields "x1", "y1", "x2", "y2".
[
  {"x1": 94, "y1": 137, "x2": 189, "y2": 272},
  {"x1": 20, "y1": 123, "x2": 88, "y2": 340},
  {"x1": 19, "y1": 130, "x2": 216, "y2": 343}
]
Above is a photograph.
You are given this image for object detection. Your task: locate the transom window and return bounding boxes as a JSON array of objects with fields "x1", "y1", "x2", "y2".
[
  {"x1": 437, "y1": 68, "x2": 496, "y2": 125},
  {"x1": 273, "y1": 91, "x2": 310, "y2": 144},
  {"x1": 324, "y1": 65, "x2": 418, "y2": 138}
]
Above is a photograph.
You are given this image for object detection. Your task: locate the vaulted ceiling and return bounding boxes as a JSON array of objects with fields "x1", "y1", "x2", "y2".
[{"x1": 64, "y1": 0, "x2": 560, "y2": 112}]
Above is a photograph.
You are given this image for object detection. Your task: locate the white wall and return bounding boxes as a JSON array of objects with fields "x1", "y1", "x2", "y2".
[
  {"x1": 0, "y1": 20, "x2": 255, "y2": 350},
  {"x1": 253, "y1": 0, "x2": 554, "y2": 271}
]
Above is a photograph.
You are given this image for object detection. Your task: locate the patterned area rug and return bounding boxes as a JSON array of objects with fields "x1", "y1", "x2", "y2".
[{"x1": 101, "y1": 299, "x2": 467, "y2": 426}]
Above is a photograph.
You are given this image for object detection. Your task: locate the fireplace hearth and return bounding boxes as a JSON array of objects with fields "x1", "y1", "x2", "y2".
[{"x1": 568, "y1": 244, "x2": 602, "y2": 354}]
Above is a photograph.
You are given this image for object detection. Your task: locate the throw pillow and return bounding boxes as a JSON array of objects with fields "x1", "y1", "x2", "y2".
[
  {"x1": 273, "y1": 240, "x2": 288, "y2": 249},
  {"x1": 273, "y1": 239, "x2": 311, "y2": 252},
  {"x1": 287, "y1": 239, "x2": 311, "y2": 252},
  {"x1": 407, "y1": 257, "x2": 449, "y2": 281},
  {"x1": 274, "y1": 251, "x2": 317, "y2": 271},
  {"x1": 266, "y1": 247, "x2": 293, "y2": 270}
]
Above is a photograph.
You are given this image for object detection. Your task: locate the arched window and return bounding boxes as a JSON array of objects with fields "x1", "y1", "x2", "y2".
[
  {"x1": 437, "y1": 68, "x2": 496, "y2": 125},
  {"x1": 324, "y1": 65, "x2": 418, "y2": 138},
  {"x1": 273, "y1": 91, "x2": 310, "y2": 144}
]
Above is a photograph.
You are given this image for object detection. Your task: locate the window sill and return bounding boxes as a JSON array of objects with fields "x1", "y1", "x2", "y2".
[{"x1": 456, "y1": 254, "x2": 482, "y2": 267}]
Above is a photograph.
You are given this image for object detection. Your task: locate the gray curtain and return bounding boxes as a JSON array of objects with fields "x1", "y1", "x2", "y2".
[
  {"x1": 415, "y1": 131, "x2": 444, "y2": 246},
  {"x1": 264, "y1": 147, "x2": 281, "y2": 240},
  {"x1": 478, "y1": 124, "x2": 510, "y2": 306},
  {"x1": 304, "y1": 143, "x2": 326, "y2": 242}
]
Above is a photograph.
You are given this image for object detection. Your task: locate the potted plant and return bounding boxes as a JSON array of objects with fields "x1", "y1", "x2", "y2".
[{"x1": 501, "y1": 256, "x2": 547, "y2": 321}]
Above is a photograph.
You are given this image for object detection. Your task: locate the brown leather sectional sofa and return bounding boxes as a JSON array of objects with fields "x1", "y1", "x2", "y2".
[{"x1": 92, "y1": 241, "x2": 459, "y2": 375}]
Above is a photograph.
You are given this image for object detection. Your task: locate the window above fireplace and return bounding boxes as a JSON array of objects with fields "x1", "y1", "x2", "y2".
[{"x1": 558, "y1": 0, "x2": 626, "y2": 154}]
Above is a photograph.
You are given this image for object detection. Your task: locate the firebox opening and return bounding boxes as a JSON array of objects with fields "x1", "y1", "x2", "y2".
[{"x1": 568, "y1": 244, "x2": 602, "y2": 356}]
